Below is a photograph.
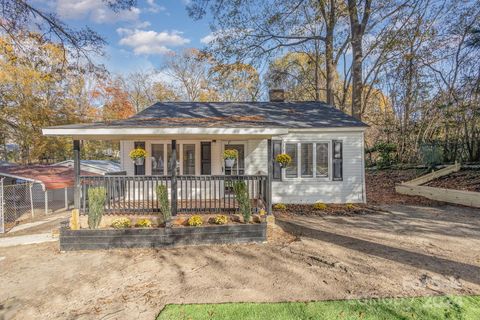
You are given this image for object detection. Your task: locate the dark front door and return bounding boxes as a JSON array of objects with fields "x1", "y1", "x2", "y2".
[{"x1": 224, "y1": 144, "x2": 245, "y2": 175}]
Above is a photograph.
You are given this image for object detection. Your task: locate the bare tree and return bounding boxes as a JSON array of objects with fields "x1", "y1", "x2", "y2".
[
  {"x1": 188, "y1": 0, "x2": 349, "y2": 105},
  {"x1": 162, "y1": 49, "x2": 213, "y2": 101},
  {"x1": 0, "y1": 0, "x2": 136, "y2": 62}
]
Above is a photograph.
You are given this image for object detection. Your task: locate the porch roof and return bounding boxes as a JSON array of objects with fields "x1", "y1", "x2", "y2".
[{"x1": 42, "y1": 101, "x2": 367, "y2": 139}]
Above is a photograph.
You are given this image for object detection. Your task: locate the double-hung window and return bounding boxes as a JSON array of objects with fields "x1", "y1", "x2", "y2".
[{"x1": 284, "y1": 142, "x2": 330, "y2": 179}]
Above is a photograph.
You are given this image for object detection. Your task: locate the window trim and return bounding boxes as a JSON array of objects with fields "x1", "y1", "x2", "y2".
[{"x1": 282, "y1": 140, "x2": 332, "y2": 181}]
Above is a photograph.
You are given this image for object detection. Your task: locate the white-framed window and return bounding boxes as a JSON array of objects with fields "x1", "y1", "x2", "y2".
[
  {"x1": 146, "y1": 141, "x2": 202, "y2": 175},
  {"x1": 283, "y1": 141, "x2": 331, "y2": 180}
]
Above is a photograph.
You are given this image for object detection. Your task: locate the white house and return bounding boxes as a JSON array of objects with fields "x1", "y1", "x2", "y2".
[{"x1": 43, "y1": 90, "x2": 367, "y2": 215}]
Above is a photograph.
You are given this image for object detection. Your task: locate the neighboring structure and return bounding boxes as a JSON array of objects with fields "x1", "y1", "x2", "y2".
[
  {"x1": 42, "y1": 91, "x2": 368, "y2": 215},
  {"x1": 55, "y1": 160, "x2": 122, "y2": 175},
  {"x1": 0, "y1": 165, "x2": 97, "y2": 233}
]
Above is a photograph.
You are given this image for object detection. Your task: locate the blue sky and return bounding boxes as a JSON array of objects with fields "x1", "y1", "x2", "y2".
[{"x1": 47, "y1": 0, "x2": 213, "y2": 74}]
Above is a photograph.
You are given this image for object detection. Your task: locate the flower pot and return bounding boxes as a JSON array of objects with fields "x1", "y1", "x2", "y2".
[
  {"x1": 134, "y1": 157, "x2": 145, "y2": 166},
  {"x1": 225, "y1": 158, "x2": 235, "y2": 168}
]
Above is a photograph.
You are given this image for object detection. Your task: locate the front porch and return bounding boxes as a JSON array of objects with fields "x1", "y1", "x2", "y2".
[
  {"x1": 79, "y1": 174, "x2": 269, "y2": 215},
  {"x1": 72, "y1": 137, "x2": 274, "y2": 217}
]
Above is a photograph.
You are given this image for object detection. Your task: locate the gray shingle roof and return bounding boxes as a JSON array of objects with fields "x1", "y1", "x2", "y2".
[{"x1": 46, "y1": 101, "x2": 367, "y2": 129}]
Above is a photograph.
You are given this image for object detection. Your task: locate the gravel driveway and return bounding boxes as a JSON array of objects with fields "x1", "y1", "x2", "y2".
[{"x1": 0, "y1": 204, "x2": 479, "y2": 319}]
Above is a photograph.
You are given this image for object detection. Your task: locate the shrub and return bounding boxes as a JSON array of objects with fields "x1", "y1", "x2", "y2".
[
  {"x1": 111, "y1": 217, "x2": 131, "y2": 229},
  {"x1": 188, "y1": 215, "x2": 203, "y2": 227},
  {"x1": 346, "y1": 203, "x2": 356, "y2": 210},
  {"x1": 313, "y1": 202, "x2": 327, "y2": 210},
  {"x1": 233, "y1": 181, "x2": 251, "y2": 223},
  {"x1": 275, "y1": 153, "x2": 292, "y2": 167},
  {"x1": 213, "y1": 215, "x2": 228, "y2": 225},
  {"x1": 129, "y1": 147, "x2": 148, "y2": 160},
  {"x1": 156, "y1": 184, "x2": 171, "y2": 223},
  {"x1": 223, "y1": 149, "x2": 238, "y2": 160},
  {"x1": 366, "y1": 142, "x2": 397, "y2": 169},
  {"x1": 273, "y1": 203, "x2": 286, "y2": 210},
  {"x1": 135, "y1": 218, "x2": 152, "y2": 228},
  {"x1": 87, "y1": 187, "x2": 106, "y2": 229}
]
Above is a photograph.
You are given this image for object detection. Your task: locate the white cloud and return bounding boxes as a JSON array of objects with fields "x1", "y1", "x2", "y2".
[
  {"x1": 146, "y1": 0, "x2": 166, "y2": 13},
  {"x1": 117, "y1": 28, "x2": 190, "y2": 55},
  {"x1": 56, "y1": 0, "x2": 140, "y2": 24},
  {"x1": 200, "y1": 33, "x2": 217, "y2": 44}
]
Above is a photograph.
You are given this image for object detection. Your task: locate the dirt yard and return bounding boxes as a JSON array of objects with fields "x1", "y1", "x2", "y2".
[{"x1": 1, "y1": 204, "x2": 479, "y2": 319}]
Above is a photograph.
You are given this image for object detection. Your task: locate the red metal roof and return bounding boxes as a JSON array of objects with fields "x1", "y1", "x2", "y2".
[{"x1": 0, "y1": 165, "x2": 97, "y2": 190}]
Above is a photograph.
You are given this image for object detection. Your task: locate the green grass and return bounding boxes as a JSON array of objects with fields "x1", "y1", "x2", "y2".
[{"x1": 157, "y1": 296, "x2": 480, "y2": 320}]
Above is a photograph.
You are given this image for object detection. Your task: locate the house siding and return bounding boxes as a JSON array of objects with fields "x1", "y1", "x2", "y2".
[
  {"x1": 272, "y1": 131, "x2": 365, "y2": 204},
  {"x1": 118, "y1": 130, "x2": 365, "y2": 204}
]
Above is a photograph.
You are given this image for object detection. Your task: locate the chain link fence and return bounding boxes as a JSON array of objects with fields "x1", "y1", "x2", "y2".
[{"x1": 0, "y1": 179, "x2": 73, "y2": 233}]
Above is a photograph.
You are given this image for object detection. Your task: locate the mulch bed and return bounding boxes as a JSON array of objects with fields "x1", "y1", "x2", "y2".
[
  {"x1": 425, "y1": 168, "x2": 480, "y2": 192},
  {"x1": 366, "y1": 169, "x2": 442, "y2": 206},
  {"x1": 274, "y1": 203, "x2": 382, "y2": 217}
]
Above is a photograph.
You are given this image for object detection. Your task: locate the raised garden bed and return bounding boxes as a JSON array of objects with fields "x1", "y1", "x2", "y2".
[{"x1": 59, "y1": 221, "x2": 267, "y2": 251}]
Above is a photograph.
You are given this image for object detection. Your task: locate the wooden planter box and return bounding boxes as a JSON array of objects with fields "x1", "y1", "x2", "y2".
[{"x1": 60, "y1": 222, "x2": 267, "y2": 251}]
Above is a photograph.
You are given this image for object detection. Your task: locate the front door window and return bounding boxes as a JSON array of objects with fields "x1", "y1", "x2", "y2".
[
  {"x1": 151, "y1": 144, "x2": 164, "y2": 175},
  {"x1": 224, "y1": 144, "x2": 245, "y2": 175},
  {"x1": 183, "y1": 144, "x2": 196, "y2": 175}
]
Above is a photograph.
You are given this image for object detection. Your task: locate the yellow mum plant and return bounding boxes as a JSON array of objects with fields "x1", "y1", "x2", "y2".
[
  {"x1": 135, "y1": 218, "x2": 152, "y2": 228},
  {"x1": 213, "y1": 215, "x2": 229, "y2": 225},
  {"x1": 223, "y1": 149, "x2": 239, "y2": 160},
  {"x1": 313, "y1": 202, "x2": 327, "y2": 210},
  {"x1": 111, "y1": 217, "x2": 131, "y2": 229},
  {"x1": 129, "y1": 148, "x2": 147, "y2": 161},
  {"x1": 273, "y1": 203, "x2": 287, "y2": 210},
  {"x1": 346, "y1": 203, "x2": 356, "y2": 210},
  {"x1": 188, "y1": 215, "x2": 203, "y2": 227},
  {"x1": 275, "y1": 153, "x2": 292, "y2": 167}
]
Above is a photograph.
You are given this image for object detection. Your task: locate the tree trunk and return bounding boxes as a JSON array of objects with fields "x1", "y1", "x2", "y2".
[
  {"x1": 347, "y1": 0, "x2": 371, "y2": 121},
  {"x1": 350, "y1": 34, "x2": 363, "y2": 120},
  {"x1": 325, "y1": 27, "x2": 335, "y2": 105}
]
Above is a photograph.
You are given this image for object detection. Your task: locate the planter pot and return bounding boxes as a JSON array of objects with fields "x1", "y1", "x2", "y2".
[
  {"x1": 225, "y1": 158, "x2": 235, "y2": 168},
  {"x1": 134, "y1": 157, "x2": 145, "y2": 166}
]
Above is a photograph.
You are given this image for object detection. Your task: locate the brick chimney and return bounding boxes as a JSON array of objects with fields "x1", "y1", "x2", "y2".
[{"x1": 269, "y1": 89, "x2": 285, "y2": 102}]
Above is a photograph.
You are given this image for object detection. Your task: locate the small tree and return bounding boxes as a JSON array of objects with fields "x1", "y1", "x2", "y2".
[
  {"x1": 87, "y1": 187, "x2": 106, "y2": 229},
  {"x1": 233, "y1": 180, "x2": 251, "y2": 223}
]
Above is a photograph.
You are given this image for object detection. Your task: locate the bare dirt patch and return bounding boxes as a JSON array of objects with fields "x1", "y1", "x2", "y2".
[
  {"x1": 366, "y1": 169, "x2": 442, "y2": 206},
  {"x1": 1, "y1": 204, "x2": 479, "y2": 319},
  {"x1": 425, "y1": 168, "x2": 480, "y2": 192}
]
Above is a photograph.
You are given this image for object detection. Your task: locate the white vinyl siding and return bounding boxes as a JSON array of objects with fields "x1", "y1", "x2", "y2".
[
  {"x1": 272, "y1": 131, "x2": 365, "y2": 204},
  {"x1": 119, "y1": 129, "x2": 365, "y2": 204}
]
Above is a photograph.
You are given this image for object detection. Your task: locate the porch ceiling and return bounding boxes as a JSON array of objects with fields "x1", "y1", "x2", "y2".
[{"x1": 42, "y1": 127, "x2": 289, "y2": 141}]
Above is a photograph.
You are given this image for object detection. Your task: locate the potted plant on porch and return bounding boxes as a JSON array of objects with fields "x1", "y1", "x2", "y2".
[
  {"x1": 223, "y1": 149, "x2": 238, "y2": 168},
  {"x1": 275, "y1": 153, "x2": 292, "y2": 168},
  {"x1": 129, "y1": 147, "x2": 148, "y2": 166}
]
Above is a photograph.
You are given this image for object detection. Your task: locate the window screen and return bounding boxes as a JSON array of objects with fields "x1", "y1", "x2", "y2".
[
  {"x1": 332, "y1": 140, "x2": 343, "y2": 181},
  {"x1": 285, "y1": 143, "x2": 298, "y2": 178},
  {"x1": 151, "y1": 144, "x2": 164, "y2": 175},
  {"x1": 272, "y1": 140, "x2": 282, "y2": 180},
  {"x1": 301, "y1": 143, "x2": 313, "y2": 178},
  {"x1": 201, "y1": 142, "x2": 211, "y2": 175},
  {"x1": 316, "y1": 143, "x2": 329, "y2": 177},
  {"x1": 183, "y1": 144, "x2": 196, "y2": 175}
]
